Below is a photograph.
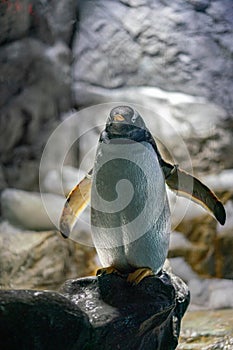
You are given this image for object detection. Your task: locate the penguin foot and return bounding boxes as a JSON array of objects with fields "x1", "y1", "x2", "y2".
[
  {"x1": 96, "y1": 266, "x2": 122, "y2": 277},
  {"x1": 127, "y1": 267, "x2": 154, "y2": 285}
]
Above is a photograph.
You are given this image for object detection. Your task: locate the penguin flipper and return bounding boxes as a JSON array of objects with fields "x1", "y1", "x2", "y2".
[
  {"x1": 162, "y1": 162, "x2": 226, "y2": 225},
  {"x1": 59, "y1": 169, "x2": 92, "y2": 238}
]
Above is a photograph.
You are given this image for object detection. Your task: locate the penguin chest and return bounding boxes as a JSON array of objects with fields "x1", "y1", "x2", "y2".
[{"x1": 91, "y1": 140, "x2": 170, "y2": 271}]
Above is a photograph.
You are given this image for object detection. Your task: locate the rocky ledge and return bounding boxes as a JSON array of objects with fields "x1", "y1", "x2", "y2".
[
  {"x1": 0, "y1": 271, "x2": 189, "y2": 350},
  {"x1": 178, "y1": 309, "x2": 233, "y2": 349}
]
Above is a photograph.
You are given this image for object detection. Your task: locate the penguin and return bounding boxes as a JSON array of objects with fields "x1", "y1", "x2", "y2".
[{"x1": 59, "y1": 106, "x2": 226, "y2": 284}]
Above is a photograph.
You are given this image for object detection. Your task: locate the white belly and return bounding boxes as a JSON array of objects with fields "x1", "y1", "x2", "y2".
[{"x1": 91, "y1": 140, "x2": 171, "y2": 273}]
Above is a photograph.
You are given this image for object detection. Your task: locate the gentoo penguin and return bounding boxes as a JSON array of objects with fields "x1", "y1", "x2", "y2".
[{"x1": 60, "y1": 106, "x2": 226, "y2": 284}]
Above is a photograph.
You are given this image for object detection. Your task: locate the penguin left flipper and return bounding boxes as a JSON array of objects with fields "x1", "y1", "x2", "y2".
[
  {"x1": 161, "y1": 161, "x2": 226, "y2": 225},
  {"x1": 59, "y1": 169, "x2": 92, "y2": 238}
]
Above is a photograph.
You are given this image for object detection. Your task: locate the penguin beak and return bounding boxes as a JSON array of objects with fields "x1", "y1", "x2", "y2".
[
  {"x1": 107, "y1": 114, "x2": 127, "y2": 135},
  {"x1": 113, "y1": 114, "x2": 125, "y2": 122},
  {"x1": 106, "y1": 113, "x2": 133, "y2": 136}
]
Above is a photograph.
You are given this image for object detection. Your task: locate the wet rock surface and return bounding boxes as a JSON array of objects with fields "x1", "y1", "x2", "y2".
[
  {"x1": 0, "y1": 271, "x2": 190, "y2": 350},
  {"x1": 0, "y1": 290, "x2": 91, "y2": 350},
  {"x1": 60, "y1": 272, "x2": 190, "y2": 349},
  {"x1": 178, "y1": 309, "x2": 233, "y2": 350}
]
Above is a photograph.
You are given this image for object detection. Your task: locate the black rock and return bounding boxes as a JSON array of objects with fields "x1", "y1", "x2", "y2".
[
  {"x1": 0, "y1": 290, "x2": 91, "y2": 350},
  {"x1": 61, "y1": 272, "x2": 189, "y2": 350},
  {"x1": 0, "y1": 271, "x2": 189, "y2": 350},
  {"x1": 60, "y1": 271, "x2": 190, "y2": 350}
]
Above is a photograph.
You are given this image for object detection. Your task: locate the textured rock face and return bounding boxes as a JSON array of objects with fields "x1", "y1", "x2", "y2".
[
  {"x1": 32, "y1": 0, "x2": 77, "y2": 45},
  {"x1": 1, "y1": 0, "x2": 232, "y2": 190},
  {"x1": 0, "y1": 272, "x2": 189, "y2": 350},
  {"x1": 73, "y1": 0, "x2": 233, "y2": 113},
  {"x1": 0, "y1": 0, "x2": 31, "y2": 45},
  {"x1": 0, "y1": 222, "x2": 96, "y2": 290},
  {"x1": 172, "y1": 192, "x2": 233, "y2": 280},
  {"x1": 168, "y1": 190, "x2": 233, "y2": 311},
  {"x1": 72, "y1": 0, "x2": 233, "y2": 175},
  {"x1": 0, "y1": 0, "x2": 76, "y2": 191},
  {"x1": 73, "y1": 0, "x2": 233, "y2": 225},
  {"x1": 0, "y1": 38, "x2": 72, "y2": 191},
  {"x1": 0, "y1": 0, "x2": 76, "y2": 46}
]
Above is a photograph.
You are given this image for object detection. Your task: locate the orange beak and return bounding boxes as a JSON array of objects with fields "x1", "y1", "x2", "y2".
[{"x1": 113, "y1": 114, "x2": 125, "y2": 122}]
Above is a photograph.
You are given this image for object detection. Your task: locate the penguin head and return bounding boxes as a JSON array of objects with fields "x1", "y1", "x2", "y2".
[{"x1": 105, "y1": 106, "x2": 146, "y2": 138}]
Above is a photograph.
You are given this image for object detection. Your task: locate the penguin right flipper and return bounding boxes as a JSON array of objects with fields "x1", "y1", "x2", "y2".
[
  {"x1": 59, "y1": 169, "x2": 93, "y2": 238},
  {"x1": 161, "y1": 160, "x2": 226, "y2": 225}
]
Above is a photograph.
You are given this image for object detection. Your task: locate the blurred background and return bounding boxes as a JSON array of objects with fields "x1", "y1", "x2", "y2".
[{"x1": 0, "y1": 0, "x2": 233, "y2": 344}]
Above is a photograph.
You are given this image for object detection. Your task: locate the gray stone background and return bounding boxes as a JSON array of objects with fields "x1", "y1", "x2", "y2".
[
  {"x1": 0, "y1": 0, "x2": 233, "y2": 320},
  {"x1": 1, "y1": 0, "x2": 233, "y2": 192}
]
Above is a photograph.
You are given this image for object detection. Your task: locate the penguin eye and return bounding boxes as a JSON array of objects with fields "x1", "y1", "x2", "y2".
[{"x1": 131, "y1": 115, "x2": 138, "y2": 123}]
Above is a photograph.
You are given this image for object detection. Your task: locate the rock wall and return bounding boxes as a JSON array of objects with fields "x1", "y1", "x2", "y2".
[
  {"x1": 0, "y1": 221, "x2": 96, "y2": 290},
  {"x1": 0, "y1": 0, "x2": 76, "y2": 191},
  {"x1": 1, "y1": 0, "x2": 232, "y2": 191},
  {"x1": 73, "y1": 0, "x2": 233, "y2": 174},
  {"x1": 74, "y1": 0, "x2": 233, "y2": 112}
]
